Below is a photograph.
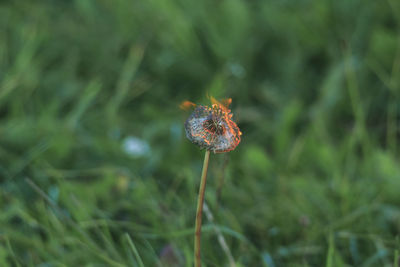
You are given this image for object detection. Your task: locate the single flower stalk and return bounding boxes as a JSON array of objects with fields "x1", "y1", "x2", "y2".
[{"x1": 183, "y1": 97, "x2": 241, "y2": 267}]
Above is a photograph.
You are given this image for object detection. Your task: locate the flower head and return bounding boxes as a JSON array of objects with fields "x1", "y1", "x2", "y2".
[{"x1": 184, "y1": 98, "x2": 241, "y2": 153}]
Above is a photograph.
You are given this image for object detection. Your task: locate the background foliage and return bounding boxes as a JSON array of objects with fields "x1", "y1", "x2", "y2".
[{"x1": 1, "y1": 0, "x2": 400, "y2": 266}]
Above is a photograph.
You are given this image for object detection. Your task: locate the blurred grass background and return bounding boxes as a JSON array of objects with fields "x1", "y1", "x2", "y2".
[{"x1": 1, "y1": 0, "x2": 400, "y2": 266}]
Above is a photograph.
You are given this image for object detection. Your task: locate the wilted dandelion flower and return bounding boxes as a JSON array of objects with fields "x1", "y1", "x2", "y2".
[{"x1": 184, "y1": 98, "x2": 241, "y2": 153}]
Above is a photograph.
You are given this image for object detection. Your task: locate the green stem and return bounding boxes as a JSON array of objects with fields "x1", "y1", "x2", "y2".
[{"x1": 194, "y1": 150, "x2": 211, "y2": 267}]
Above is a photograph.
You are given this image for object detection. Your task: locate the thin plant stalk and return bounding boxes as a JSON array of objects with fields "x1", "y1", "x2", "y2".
[{"x1": 194, "y1": 150, "x2": 211, "y2": 267}]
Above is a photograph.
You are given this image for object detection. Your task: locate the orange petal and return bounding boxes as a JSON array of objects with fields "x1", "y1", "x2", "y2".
[
  {"x1": 209, "y1": 96, "x2": 232, "y2": 112},
  {"x1": 180, "y1": 100, "x2": 196, "y2": 110}
]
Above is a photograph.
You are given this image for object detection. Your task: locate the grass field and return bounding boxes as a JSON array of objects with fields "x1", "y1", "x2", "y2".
[{"x1": 1, "y1": 0, "x2": 400, "y2": 266}]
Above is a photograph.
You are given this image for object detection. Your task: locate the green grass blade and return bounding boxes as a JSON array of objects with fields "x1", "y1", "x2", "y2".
[
  {"x1": 326, "y1": 233, "x2": 334, "y2": 267},
  {"x1": 124, "y1": 233, "x2": 145, "y2": 267}
]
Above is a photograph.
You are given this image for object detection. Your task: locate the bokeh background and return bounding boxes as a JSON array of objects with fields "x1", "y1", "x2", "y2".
[{"x1": 1, "y1": 0, "x2": 400, "y2": 266}]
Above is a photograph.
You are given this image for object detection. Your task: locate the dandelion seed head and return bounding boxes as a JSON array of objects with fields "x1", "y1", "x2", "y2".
[{"x1": 184, "y1": 100, "x2": 241, "y2": 153}]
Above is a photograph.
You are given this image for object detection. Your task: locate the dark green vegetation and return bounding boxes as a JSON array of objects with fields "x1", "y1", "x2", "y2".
[{"x1": 1, "y1": 0, "x2": 400, "y2": 266}]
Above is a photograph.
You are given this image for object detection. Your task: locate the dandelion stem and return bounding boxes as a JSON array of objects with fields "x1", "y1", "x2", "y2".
[{"x1": 194, "y1": 150, "x2": 211, "y2": 267}]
